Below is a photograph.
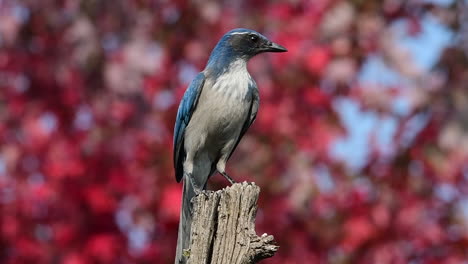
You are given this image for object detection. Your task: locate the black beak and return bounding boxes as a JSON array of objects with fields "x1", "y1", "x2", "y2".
[{"x1": 262, "y1": 41, "x2": 287, "y2": 52}]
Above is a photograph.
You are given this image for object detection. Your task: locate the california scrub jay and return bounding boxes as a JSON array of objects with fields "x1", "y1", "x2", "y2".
[{"x1": 173, "y1": 28, "x2": 286, "y2": 263}]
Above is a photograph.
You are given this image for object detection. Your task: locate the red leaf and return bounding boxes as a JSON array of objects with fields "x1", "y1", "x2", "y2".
[
  {"x1": 342, "y1": 216, "x2": 376, "y2": 251},
  {"x1": 85, "y1": 186, "x2": 117, "y2": 214}
]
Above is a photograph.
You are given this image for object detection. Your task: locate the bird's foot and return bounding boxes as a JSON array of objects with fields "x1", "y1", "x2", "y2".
[
  {"x1": 186, "y1": 173, "x2": 202, "y2": 194},
  {"x1": 219, "y1": 171, "x2": 236, "y2": 185},
  {"x1": 185, "y1": 173, "x2": 208, "y2": 197},
  {"x1": 192, "y1": 185, "x2": 210, "y2": 198}
]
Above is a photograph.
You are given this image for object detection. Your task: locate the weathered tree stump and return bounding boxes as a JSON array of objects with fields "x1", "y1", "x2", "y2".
[{"x1": 186, "y1": 182, "x2": 278, "y2": 264}]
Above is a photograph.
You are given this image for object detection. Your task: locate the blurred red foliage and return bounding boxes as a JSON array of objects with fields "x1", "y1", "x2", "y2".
[{"x1": 0, "y1": 0, "x2": 467, "y2": 263}]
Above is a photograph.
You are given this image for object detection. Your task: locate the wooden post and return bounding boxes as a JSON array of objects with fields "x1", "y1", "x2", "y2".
[{"x1": 186, "y1": 182, "x2": 278, "y2": 264}]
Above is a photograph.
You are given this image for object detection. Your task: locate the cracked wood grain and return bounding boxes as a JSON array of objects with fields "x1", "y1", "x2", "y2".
[{"x1": 186, "y1": 182, "x2": 278, "y2": 264}]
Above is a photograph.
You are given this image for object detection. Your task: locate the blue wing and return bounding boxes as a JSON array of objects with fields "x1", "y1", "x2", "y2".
[{"x1": 173, "y1": 72, "x2": 206, "y2": 182}]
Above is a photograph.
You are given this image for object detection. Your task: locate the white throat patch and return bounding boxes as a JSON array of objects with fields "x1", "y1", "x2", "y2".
[{"x1": 212, "y1": 59, "x2": 254, "y2": 100}]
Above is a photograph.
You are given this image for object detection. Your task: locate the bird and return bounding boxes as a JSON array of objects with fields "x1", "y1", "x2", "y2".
[{"x1": 173, "y1": 28, "x2": 286, "y2": 263}]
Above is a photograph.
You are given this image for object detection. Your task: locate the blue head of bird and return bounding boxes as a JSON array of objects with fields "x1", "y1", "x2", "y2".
[{"x1": 206, "y1": 28, "x2": 287, "y2": 70}]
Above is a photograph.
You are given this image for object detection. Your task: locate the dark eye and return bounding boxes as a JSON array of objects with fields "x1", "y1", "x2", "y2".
[{"x1": 250, "y1": 35, "x2": 259, "y2": 42}]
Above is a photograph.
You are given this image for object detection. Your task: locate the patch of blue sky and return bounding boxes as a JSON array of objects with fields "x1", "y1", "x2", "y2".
[
  {"x1": 358, "y1": 55, "x2": 413, "y2": 116},
  {"x1": 314, "y1": 164, "x2": 335, "y2": 193},
  {"x1": 423, "y1": 0, "x2": 454, "y2": 7},
  {"x1": 330, "y1": 8, "x2": 454, "y2": 170},
  {"x1": 331, "y1": 98, "x2": 377, "y2": 171},
  {"x1": 394, "y1": 14, "x2": 454, "y2": 71},
  {"x1": 358, "y1": 54, "x2": 411, "y2": 88}
]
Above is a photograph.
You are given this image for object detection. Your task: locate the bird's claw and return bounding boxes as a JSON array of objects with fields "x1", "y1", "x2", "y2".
[
  {"x1": 192, "y1": 186, "x2": 206, "y2": 197},
  {"x1": 187, "y1": 173, "x2": 203, "y2": 195},
  {"x1": 220, "y1": 171, "x2": 236, "y2": 185},
  {"x1": 186, "y1": 172, "x2": 208, "y2": 197},
  {"x1": 192, "y1": 184, "x2": 209, "y2": 198},
  {"x1": 198, "y1": 190, "x2": 210, "y2": 198}
]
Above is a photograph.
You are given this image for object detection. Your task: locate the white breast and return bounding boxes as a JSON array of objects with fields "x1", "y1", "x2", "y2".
[
  {"x1": 211, "y1": 59, "x2": 254, "y2": 100},
  {"x1": 184, "y1": 59, "x2": 256, "y2": 160}
]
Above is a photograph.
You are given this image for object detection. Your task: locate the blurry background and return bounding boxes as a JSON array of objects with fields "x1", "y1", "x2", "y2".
[{"x1": 1, "y1": 0, "x2": 467, "y2": 263}]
